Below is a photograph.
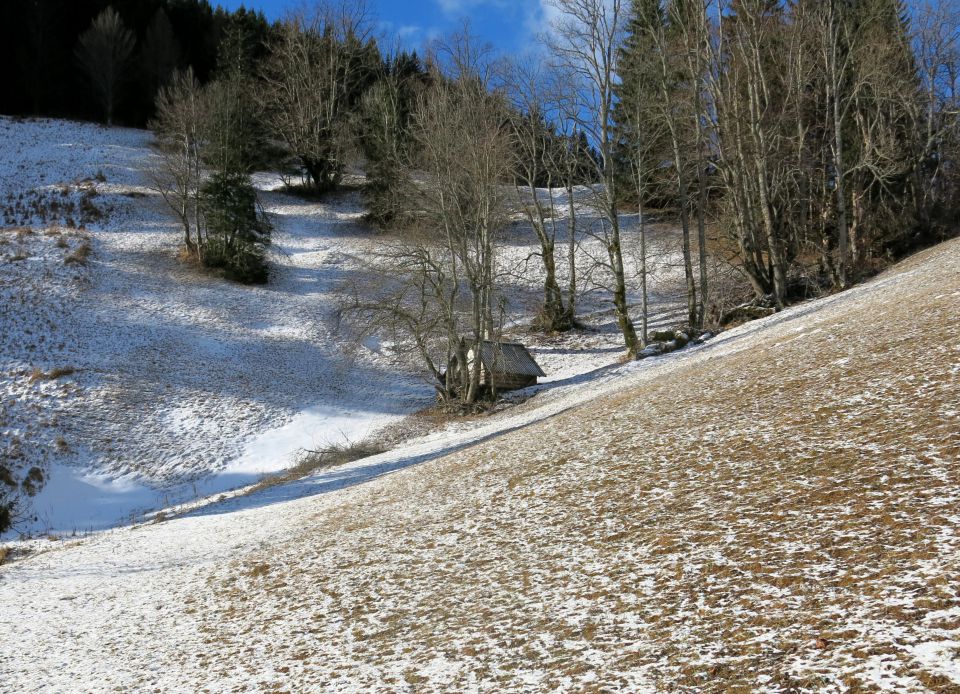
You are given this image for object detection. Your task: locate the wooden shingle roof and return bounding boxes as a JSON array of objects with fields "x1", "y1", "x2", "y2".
[{"x1": 474, "y1": 341, "x2": 546, "y2": 377}]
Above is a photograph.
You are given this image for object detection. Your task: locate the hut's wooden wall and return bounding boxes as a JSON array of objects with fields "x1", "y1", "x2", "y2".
[{"x1": 480, "y1": 370, "x2": 537, "y2": 391}]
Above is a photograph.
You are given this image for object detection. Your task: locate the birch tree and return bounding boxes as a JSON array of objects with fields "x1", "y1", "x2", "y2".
[
  {"x1": 505, "y1": 59, "x2": 576, "y2": 332},
  {"x1": 614, "y1": 0, "x2": 670, "y2": 344}
]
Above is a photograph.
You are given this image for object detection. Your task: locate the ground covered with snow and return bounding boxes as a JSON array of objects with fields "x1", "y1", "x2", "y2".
[
  {"x1": 0, "y1": 117, "x2": 693, "y2": 535},
  {"x1": 0, "y1": 118, "x2": 444, "y2": 533},
  {"x1": 1, "y1": 216, "x2": 957, "y2": 691}
]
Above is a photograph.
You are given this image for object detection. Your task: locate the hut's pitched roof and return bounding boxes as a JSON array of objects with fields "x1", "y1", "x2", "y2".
[{"x1": 473, "y1": 341, "x2": 546, "y2": 378}]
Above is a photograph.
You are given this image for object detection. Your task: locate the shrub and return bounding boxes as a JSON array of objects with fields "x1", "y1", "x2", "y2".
[
  {"x1": 246, "y1": 440, "x2": 386, "y2": 495},
  {"x1": 28, "y1": 367, "x2": 76, "y2": 382},
  {"x1": 199, "y1": 172, "x2": 271, "y2": 284},
  {"x1": 0, "y1": 465, "x2": 19, "y2": 535},
  {"x1": 79, "y1": 193, "x2": 104, "y2": 224},
  {"x1": 0, "y1": 504, "x2": 9, "y2": 535},
  {"x1": 362, "y1": 166, "x2": 403, "y2": 228},
  {"x1": 21, "y1": 467, "x2": 44, "y2": 497},
  {"x1": 650, "y1": 330, "x2": 676, "y2": 343},
  {"x1": 202, "y1": 235, "x2": 269, "y2": 284},
  {"x1": 65, "y1": 241, "x2": 92, "y2": 265}
]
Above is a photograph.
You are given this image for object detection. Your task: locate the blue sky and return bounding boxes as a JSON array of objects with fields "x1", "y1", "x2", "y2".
[{"x1": 217, "y1": 0, "x2": 554, "y2": 56}]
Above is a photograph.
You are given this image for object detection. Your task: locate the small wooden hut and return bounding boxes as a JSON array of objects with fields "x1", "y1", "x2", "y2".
[{"x1": 458, "y1": 340, "x2": 546, "y2": 392}]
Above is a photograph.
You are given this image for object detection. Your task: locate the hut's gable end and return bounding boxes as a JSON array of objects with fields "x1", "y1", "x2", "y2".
[{"x1": 466, "y1": 341, "x2": 545, "y2": 391}]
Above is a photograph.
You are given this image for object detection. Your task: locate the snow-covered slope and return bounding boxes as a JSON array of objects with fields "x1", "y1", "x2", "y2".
[
  {"x1": 1, "y1": 228, "x2": 957, "y2": 691},
  {"x1": 0, "y1": 118, "x2": 439, "y2": 533},
  {"x1": 0, "y1": 117, "x2": 690, "y2": 535}
]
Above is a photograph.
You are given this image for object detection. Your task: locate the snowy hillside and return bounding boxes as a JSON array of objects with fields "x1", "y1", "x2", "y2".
[
  {"x1": 0, "y1": 117, "x2": 687, "y2": 535},
  {"x1": 0, "y1": 118, "x2": 435, "y2": 533},
  {"x1": 0, "y1": 219, "x2": 957, "y2": 690}
]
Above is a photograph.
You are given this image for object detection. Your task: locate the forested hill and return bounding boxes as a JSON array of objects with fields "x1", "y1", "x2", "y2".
[{"x1": 0, "y1": 1, "x2": 272, "y2": 127}]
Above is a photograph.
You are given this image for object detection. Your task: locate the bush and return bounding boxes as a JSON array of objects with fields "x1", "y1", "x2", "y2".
[
  {"x1": 649, "y1": 330, "x2": 676, "y2": 343},
  {"x1": 245, "y1": 440, "x2": 386, "y2": 496},
  {"x1": 0, "y1": 503, "x2": 10, "y2": 535},
  {"x1": 21, "y1": 467, "x2": 45, "y2": 497},
  {"x1": 0, "y1": 464, "x2": 19, "y2": 535},
  {"x1": 64, "y1": 241, "x2": 92, "y2": 265},
  {"x1": 362, "y1": 165, "x2": 403, "y2": 228},
  {"x1": 202, "y1": 235, "x2": 269, "y2": 284},
  {"x1": 199, "y1": 172, "x2": 271, "y2": 284}
]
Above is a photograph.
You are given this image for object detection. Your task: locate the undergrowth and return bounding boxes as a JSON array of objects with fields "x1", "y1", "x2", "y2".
[{"x1": 245, "y1": 440, "x2": 387, "y2": 496}]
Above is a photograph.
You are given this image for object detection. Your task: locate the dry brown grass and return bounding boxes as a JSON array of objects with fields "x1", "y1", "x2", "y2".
[
  {"x1": 242, "y1": 441, "x2": 387, "y2": 497},
  {"x1": 64, "y1": 240, "x2": 91, "y2": 265},
  {"x1": 54, "y1": 240, "x2": 954, "y2": 691},
  {"x1": 249, "y1": 563, "x2": 271, "y2": 578},
  {"x1": 28, "y1": 367, "x2": 76, "y2": 383}
]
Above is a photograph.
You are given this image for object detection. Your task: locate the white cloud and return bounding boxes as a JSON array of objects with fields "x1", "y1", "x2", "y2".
[
  {"x1": 435, "y1": 0, "x2": 511, "y2": 18},
  {"x1": 397, "y1": 24, "x2": 423, "y2": 39},
  {"x1": 522, "y1": 0, "x2": 563, "y2": 46}
]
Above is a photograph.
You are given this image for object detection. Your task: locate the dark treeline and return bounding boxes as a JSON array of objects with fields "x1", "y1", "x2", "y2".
[{"x1": 0, "y1": 0, "x2": 272, "y2": 126}]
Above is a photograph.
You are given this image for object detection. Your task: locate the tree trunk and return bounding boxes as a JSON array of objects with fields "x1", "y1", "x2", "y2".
[
  {"x1": 610, "y1": 239, "x2": 639, "y2": 357},
  {"x1": 566, "y1": 183, "x2": 578, "y2": 323},
  {"x1": 659, "y1": 47, "x2": 698, "y2": 330},
  {"x1": 694, "y1": 126, "x2": 709, "y2": 330},
  {"x1": 638, "y1": 199, "x2": 648, "y2": 347},
  {"x1": 525, "y1": 183, "x2": 568, "y2": 331},
  {"x1": 829, "y1": 11, "x2": 850, "y2": 288}
]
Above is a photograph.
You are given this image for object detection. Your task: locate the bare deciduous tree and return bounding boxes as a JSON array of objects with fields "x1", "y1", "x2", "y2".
[
  {"x1": 913, "y1": 1, "x2": 960, "y2": 225},
  {"x1": 343, "y1": 40, "x2": 513, "y2": 405},
  {"x1": 547, "y1": 0, "x2": 641, "y2": 356},
  {"x1": 342, "y1": 37, "x2": 511, "y2": 405},
  {"x1": 706, "y1": 0, "x2": 792, "y2": 307},
  {"x1": 148, "y1": 68, "x2": 208, "y2": 257},
  {"x1": 259, "y1": 1, "x2": 373, "y2": 192},
  {"x1": 504, "y1": 58, "x2": 576, "y2": 332}
]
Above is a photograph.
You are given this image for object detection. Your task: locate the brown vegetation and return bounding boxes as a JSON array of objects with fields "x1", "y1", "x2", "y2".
[
  {"x1": 242, "y1": 440, "x2": 387, "y2": 497},
  {"x1": 197, "y1": 239, "x2": 960, "y2": 690},
  {"x1": 64, "y1": 240, "x2": 92, "y2": 266},
  {"x1": 28, "y1": 367, "x2": 76, "y2": 383}
]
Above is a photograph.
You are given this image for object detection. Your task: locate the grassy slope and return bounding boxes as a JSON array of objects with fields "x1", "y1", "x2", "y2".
[
  {"x1": 191, "y1": 241, "x2": 959, "y2": 691},
  {"x1": 2, "y1": 239, "x2": 958, "y2": 692}
]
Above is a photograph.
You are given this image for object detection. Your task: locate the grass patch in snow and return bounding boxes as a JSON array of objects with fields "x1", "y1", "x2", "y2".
[
  {"x1": 244, "y1": 440, "x2": 388, "y2": 496},
  {"x1": 64, "y1": 240, "x2": 91, "y2": 265},
  {"x1": 27, "y1": 366, "x2": 76, "y2": 383}
]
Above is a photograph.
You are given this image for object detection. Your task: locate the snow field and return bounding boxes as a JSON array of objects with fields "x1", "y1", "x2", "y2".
[{"x1": 0, "y1": 117, "x2": 687, "y2": 534}]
